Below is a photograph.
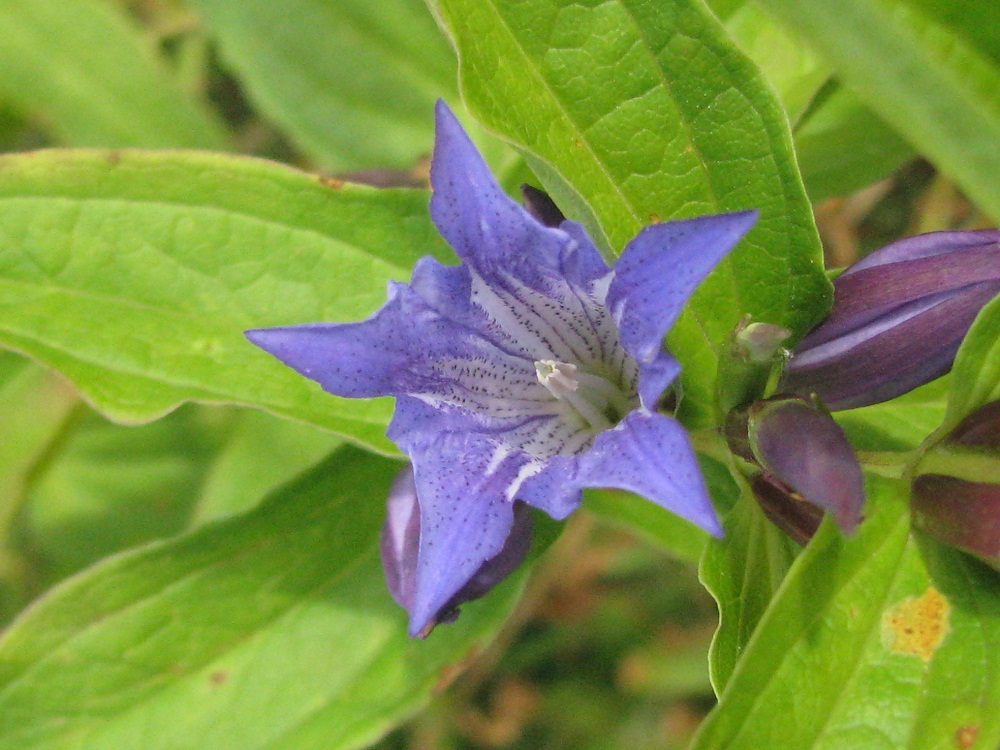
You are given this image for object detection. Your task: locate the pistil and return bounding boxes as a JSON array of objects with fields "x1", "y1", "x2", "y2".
[{"x1": 535, "y1": 359, "x2": 625, "y2": 431}]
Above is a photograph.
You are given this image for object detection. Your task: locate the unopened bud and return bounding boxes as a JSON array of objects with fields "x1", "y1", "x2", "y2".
[
  {"x1": 380, "y1": 464, "x2": 533, "y2": 637},
  {"x1": 782, "y1": 230, "x2": 1000, "y2": 410},
  {"x1": 745, "y1": 396, "x2": 865, "y2": 535},
  {"x1": 520, "y1": 184, "x2": 566, "y2": 228},
  {"x1": 717, "y1": 316, "x2": 791, "y2": 414},
  {"x1": 750, "y1": 474, "x2": 825, "y2": 547},
  {"x1": 948, "y1": 400, "x2": 1000, "y2": 448},
  {"x1": 912, "y1": 474, "x2": 1000, "y2": 571}
]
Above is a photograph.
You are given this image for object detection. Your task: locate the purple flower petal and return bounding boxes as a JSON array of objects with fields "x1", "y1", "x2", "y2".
[
  {"x1": 607, "y1": 212, "x2": 757, "y2": 406},
  {"x1": 576, "y1": 410, "x2": 722, "y2": 536},
  {"x1": 381, "y1": 462, "x2": 533, "y2": 637},
  {"x1": 430, "y1": 102, "x2": 610, "y2": 299},
  {"x1": 405, "y1": 433, "x2": 529, "y2": 637}
]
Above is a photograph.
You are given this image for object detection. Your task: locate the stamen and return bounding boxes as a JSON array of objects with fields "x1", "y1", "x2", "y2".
[
  {"x1": 535, "y1": 359, "x2": 622, "y2": 431},
  {"x1": 535, "y1": 359, "x2": 579, "y2": 399}
]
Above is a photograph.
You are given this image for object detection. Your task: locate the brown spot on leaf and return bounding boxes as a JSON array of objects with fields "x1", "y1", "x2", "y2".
[
  {"x1": 955, "y1": 725, "x2": 979, "y2": 749},
  {"x1": 319, "y1": 176, "x2": 344, "y2": 190},
  {"x1": 882, "y1": 587, "x2": 950, "y2": 662},
  {"x1": 105, "y1": 150, "x2": 122, "y2": 166},
  {"x1": 649, "y1": 213, "x2": 660, "y2": 223},
  {"x1": 209, "y1": 671, "x2": 228, "y2": 686}
]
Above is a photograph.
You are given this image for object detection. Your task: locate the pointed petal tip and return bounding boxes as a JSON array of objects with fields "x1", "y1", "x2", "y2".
[
  {"x1": 244, "y1": 326, "x2": 283, "y2": 355},
  {"x1": 434, "y1": 98, "x2": 459, "y2": 130}
]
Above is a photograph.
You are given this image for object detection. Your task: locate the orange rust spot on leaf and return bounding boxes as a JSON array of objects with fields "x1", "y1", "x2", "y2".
[
  {"x1": 648, "y1": 213, "x2": 660, "y2": 223},
  {"x1": 209, "y1": 670, "x2": 228, "y2": 686},
  {"x1": 882, "y1": 586, "x2": 950, "y2": 662},
  {"x1": 319, "y1": 176, "x2": 344, "y2": 189},
  {"x1": 955, "y1": 725, "x2": 979, "y2": 749}
]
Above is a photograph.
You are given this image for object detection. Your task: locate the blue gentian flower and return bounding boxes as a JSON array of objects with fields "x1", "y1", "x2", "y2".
[{"x1": 247, "y1": 101, "x2": 757, "y2": 636}]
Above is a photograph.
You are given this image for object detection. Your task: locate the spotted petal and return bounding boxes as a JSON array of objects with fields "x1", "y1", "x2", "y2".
[
  {"x1": 430, "y1": 101, "x2": 610, "y2": 297},
  {"x1": 405, "y1": 432, "x2": 529, "y2": 637},
  {"x1": 608, "y1": 212, "x2": 758, "y2": 407},
  {"x1": 577, "y1": 410, "x2": 722, "y2": 536}
]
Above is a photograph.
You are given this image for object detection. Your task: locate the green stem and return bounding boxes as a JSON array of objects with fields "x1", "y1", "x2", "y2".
[{"x1": 916, "y1": 447, "x2": 1000, "y2": 484}]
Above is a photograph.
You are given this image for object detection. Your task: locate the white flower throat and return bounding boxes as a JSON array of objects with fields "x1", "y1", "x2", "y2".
[{"x1": 534, "y1": 358, "x2": 630, "y2": 431}]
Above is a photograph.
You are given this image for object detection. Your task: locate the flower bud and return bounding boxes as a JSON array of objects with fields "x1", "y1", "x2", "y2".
[
  {"x1": 782, "y1": 230, "x2": 1000, "y2": 411},
  {"x1": 948, "y1": 400, "x2": 1000, "y2": 448},
  {"x1": 380, "y1": 464, "x2": 533, "y2": 637},
  {"x1": 911, "y1": 400, "x2": 1000, "y2": 569},
  {"x1": 520, "y1": 184, "x2": 566, "y2": 228},
  {"x1": 912, "y1": 474, "x2": 1000, "y2": 571},
  {"x1": 743, "y1": 395, "x2": 865, "y2": 535},
  {"x1": 716, "y1": 315, "x2": 791, "y2": 415},
  {"x1": 749, "y1": 473, "x2": 825, "y2": 546}
]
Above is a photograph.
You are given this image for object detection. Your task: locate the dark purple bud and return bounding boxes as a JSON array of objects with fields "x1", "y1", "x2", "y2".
[
  {"x1": 948, "y1": 400, "x2": 1000, "y2": 448},
  {"x1": 782, "y1": 230, "x2": 1000, "y2": 410},
  {"x1": 380, "y1": 464, "x2": 533, "y2": 638},
  {"x1": 520, "y1": 184, "x2": 566, "y2": 228},
  {"x1": 747, "y1": 396, "x2": 865, "y2": 534},
  {"x1": 912, "y1": 474, "x2": 1000, "y2": 571},
  {"x1": 750, "y1": 473, "x2": 825, "y2": 546}
]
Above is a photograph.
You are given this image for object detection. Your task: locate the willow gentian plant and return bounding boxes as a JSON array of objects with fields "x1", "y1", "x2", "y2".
[{"x1": 247, "y1": 102, "x2": 756, "y2": 635}]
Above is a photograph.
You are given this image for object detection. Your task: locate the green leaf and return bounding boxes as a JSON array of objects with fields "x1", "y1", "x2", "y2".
[
  {"x1": 191, "y1": 0, "x2": 455, "y2": 169},
  {"x1": 0, "y1": 446, "x2": 534, "y2": 750},
  {"x1": 795, "y1": 86, "x2": 915, "y2": 202},
  {"x1": 900, "y1": 0, "x2": 1000, "y2": 68},
  {"x1": 946, "y1": 293, "x2": 1000, "y2": 426},
  {"x1": 724, "y1": 2, "x2": 830, "y2": 124},
  {"x1": 192, "y1": 408, "x2": 342, "y2": 524},
  {"x1": 0, "y1": 0, "x2": 226, "y2": 148},
  {"x1": 0, "y1": 149, "x2": 454, "y2": 451},
  {"x1": 434, "y1": 0, "x2": 831, "y2": 425},
  {"x1": 756, "y1": 0, "x2": 1000, "y2": 223},
  {"x1": 585, "y1": 490, "x2": 709, "y2": 567},
  {"x1": 699, "y1": 487, "x2": 797, "y2": 693},
  {"x1": 18, "y1": 405, "x2": 231, "y2": 587},
  {"x1": 0, "y1": 352, "x2": 78, "y2": 620},
  {"x1": 692, "y1": 477, "x2": 1000, "y2": 750}
]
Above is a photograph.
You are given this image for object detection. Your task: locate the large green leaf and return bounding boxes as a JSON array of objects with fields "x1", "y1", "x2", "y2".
[
  {"x1": 0, "y1": 352, "x2": 78, "y2": 620},
  {"x1": 699, "y1": 488, "x2": 797, "y2": 693},
  {"x1": 191, "y1": 0, "x2": 455, "y2": 169},
  {"x1": 0, "y1": 446, "x2": 535, "y2": 750},
  {"x1": 757, "y1": 0, "x2": 1000, "y2": 223},
  {"x1": 795, "y1": 86, "x2": 915, "y2": 202},
  {"x1": 0, "y1": 0, "x2": 225, "y2": 148},
  {"x1": 0, "y1": 149, "x2": 454, "y2": 451},
  {"x1": 434, "y1": 0, "x2": 831, "y2": 425},
  {"x1": 191, "y1": 408, "x2": 342, "y2": 524},
  {"x1": 945, "y1": 294, "x2": 1000, "y2": 426},
  {"x1": 835, "y1": 378, "x2": 949, "y2": 452},
  {"x1": 692, "y1": 477, "x2": 1000, "y2": 750},
  {"x1": 724, "y1": 2, "x2": 829, "y2": 124},
  {"x1": 901, "y1": 0, "x2": 1000, "y2": 67},
  {"x1": 18, "y1": 405, "x2": 232, "y2": 587}
]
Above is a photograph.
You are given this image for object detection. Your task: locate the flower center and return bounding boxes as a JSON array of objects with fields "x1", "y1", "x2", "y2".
[{"x1": 534, "y1": 359, "x2": 630, "y2": 431}]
